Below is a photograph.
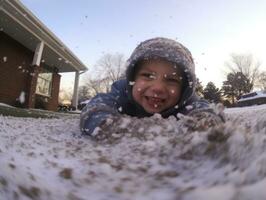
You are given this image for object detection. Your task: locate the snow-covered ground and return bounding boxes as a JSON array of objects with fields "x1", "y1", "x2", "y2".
[{"x1": 1, "y1": 104, "x2": 266, "y2": 200}]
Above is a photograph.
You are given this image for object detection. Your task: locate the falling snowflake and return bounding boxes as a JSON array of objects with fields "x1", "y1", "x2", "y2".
[
  {"x1": 118, "y1": 107, "x2": 123, "y2": 112},
  {"x1": 176, "y1": 113, "x2": 184, "y2": 119},
  {"x1": 129, "y1": 81, "x2": 135, "y2": 86},
  {"x1": 174, "y1": 105, "x2": 179, "y2": 109},
  {"x1": 186, "y1": 105, "x2": 193, "y2": 110},
  {"x1": 3, "y1": 56, "x2": 7, "y2": 62},
  {"x1": 149, "y1": 74, "x2": 156, "y2": 79},
  {"x1": 18, "y1": 91, "x2": 25, "y2": 104}
]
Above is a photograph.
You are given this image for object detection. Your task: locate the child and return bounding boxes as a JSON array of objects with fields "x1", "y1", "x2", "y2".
[{"x1": 80, "y1": 37, "x2": 224, "y2": 136}]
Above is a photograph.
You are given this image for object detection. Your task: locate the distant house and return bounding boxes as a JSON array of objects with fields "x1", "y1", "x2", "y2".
[
  {"x1": 0, "y1": 0, "x2": 87, "y2": 111},
  {"x1": 237, "y1": 91, "x2": 266, "y2": 107}
]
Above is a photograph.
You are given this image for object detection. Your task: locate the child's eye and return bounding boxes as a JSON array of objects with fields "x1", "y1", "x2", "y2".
[
  {"x1": 164, "y1": 74, "x2": 181, "y2": 83},
  {"x1": 166, "y1": 77, "x2": 181, "y2": 84},
  {"x1": 140, "y1": 73, "x2": 156, "y2": 80}
]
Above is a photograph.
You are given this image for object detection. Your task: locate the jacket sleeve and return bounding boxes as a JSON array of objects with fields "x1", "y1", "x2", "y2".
[{"x1": 80, "y1": 80, "x2": 125, "y2": 136}]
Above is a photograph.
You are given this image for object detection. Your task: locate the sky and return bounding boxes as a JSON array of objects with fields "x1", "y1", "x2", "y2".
[{"x1": 20, "y1": 0, "x2": 266, "y2": 93}]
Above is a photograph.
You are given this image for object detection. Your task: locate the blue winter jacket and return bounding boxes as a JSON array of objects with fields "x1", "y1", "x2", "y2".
[{"x1": 80, "y1": 37, "x2": 213, "y2": 135}]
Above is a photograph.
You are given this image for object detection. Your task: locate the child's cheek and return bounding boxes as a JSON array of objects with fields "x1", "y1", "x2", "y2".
[
  {"x1": 136, "y1": 81, "x2": 145, "y2": 92},
  {"x1": 140, "y1": 81, "x2": 145, "y2": 85},
  {"x1": 133, "y1": 81, "x2": 143, "y2": 93}
]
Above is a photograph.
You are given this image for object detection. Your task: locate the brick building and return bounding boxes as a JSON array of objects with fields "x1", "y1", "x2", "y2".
[{"x1": 0, "y1": 0, "x2": 87, "y2": 111}]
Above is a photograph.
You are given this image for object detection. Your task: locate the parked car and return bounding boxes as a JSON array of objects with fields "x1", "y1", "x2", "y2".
[
  {"x1": 57, "y1": 104, "x2": 76, "y2": 112},
  {"x1": 57, "y1": 100, "x2": 76, "y2": 112},
  {"x1": 237, "y1": 91, "x2": 266, "y2": 107}
]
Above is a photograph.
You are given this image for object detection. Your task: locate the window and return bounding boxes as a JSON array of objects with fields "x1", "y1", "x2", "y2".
[{"x1": 35, "y1": 70, "x2": 53, "y2": 96}]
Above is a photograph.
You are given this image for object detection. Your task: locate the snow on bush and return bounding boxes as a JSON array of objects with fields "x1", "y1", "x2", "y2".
[{"x1": 1, "y1": 105, "x2": 266, "y2": 200}]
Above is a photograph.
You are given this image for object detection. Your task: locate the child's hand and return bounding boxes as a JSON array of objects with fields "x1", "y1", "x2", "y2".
[
  {"x1": 181, "y1": 105, "x2": 225, "y2": 132},
  {"x1": 90, "y1": 115, "x2": 122, "y2": 141},
  {"x1": 91, "y1": 115, "x2": 142, "y2": 142},
  {"x1": 91, "y1": 114, "x2": 169, "y2": 142}
]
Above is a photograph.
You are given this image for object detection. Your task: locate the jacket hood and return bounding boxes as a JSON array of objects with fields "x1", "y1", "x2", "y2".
[{"x1": 125, "y1": 37, "x2": 196, "y2": 117}]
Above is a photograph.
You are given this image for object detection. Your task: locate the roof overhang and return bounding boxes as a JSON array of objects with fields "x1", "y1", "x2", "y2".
[{"x1": 0, "y1": 0, "x2": 88, "y2": 73}]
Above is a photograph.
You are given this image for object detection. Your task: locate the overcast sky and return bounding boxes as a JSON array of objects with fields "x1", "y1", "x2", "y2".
[{"x1": 20, "y1": 0, "x2": 266, "y2": 91}]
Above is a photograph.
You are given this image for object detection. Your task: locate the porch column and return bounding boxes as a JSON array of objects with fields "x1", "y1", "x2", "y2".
[
  {"x1": 32, "y1": 41, "x2": 44, "y2": 66},
  {"x1": 72, "y1": 71, "x2": 80, "y2": 109},
  {"x1": 28, "y1": 41, "x2": 44, "y2": 108}
]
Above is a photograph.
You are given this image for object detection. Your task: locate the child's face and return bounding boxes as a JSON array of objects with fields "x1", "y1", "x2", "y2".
[{"x1": 132, "y1": 59, "x2": 183, "y2": 114}]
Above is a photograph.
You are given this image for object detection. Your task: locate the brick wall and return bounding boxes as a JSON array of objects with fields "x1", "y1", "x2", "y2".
[
  {"x1": 45, "y1": 73, "x2": 61, "y2": 111},
  {"x1": 0, "y1": 32, "x2": 61, "y2": 111},
  {"x1": 0, "y1": 32, "x2": 33, "y2": 107}
]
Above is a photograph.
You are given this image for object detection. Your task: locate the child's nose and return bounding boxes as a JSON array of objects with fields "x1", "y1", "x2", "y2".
[{"x1": 150, "y1": 79, "x2": 166, "y2": 94}]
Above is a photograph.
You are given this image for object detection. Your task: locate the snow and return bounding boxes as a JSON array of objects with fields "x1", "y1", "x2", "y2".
[
  {"x1": 1, "y1": 104, "x2": 266, "y2": 199},
  {"x1": 0, "y1": 103, "x2": 13, "y2": 107},
  {"x1": 129, "y1": 81, "x2": 135, "y2": 86},
  {"x1": 3, "y1": 56, "x2": 7, "y2": 62},
  {"x1": 18, "y1": 91, "x2": 26, "y2": 104},
  {"x1": 80, "y1": 99, "x2": 91, "y2": 105}
]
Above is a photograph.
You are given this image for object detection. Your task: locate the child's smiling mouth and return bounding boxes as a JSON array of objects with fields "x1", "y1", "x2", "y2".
[{"x1": 145, "y1": 96, "x2": 165, "y2": 108}]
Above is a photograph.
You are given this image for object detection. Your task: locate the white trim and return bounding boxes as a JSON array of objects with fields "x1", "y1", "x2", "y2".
[
  {"x1": 72, "y1": 71, "x2": 80, "y2": 108},
  {"x1": 35, "y1": 92, "x2": 51, "y2": 98}
]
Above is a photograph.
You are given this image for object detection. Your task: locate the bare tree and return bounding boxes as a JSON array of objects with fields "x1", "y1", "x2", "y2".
[
  {"x1": 257, "y1": 71, "x2": 266, "y2": 90},
  {"x1": 95, "y1": 53, "x2": 126, "y2": 82},
  {"x1": 83, "y1": 53, "x2": 126, "y2": 96},
  {"x1": 83, "y1": 77, "x2": 106, "y2": 96},
  {"x1": 225, "y1": 53, "x2": 261, "y2": 91},
  {"x1": 58, "y1": 88, "x2": 72, "y2": 104},
  {"x1": 78, "y1": 85, "x2": 91, "y2": 101},
  {"x1": 195, "y1": 78, "x2": 204, "y2": 97}
]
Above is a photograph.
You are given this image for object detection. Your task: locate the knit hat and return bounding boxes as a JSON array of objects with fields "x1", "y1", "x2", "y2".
[{"x1": 125, "y1": 37, "x2": 196, "y2": 108}]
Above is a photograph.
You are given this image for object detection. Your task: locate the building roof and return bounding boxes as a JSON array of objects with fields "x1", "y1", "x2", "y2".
[
  {"x1": 238, "y1": 91, "x2": 266, "y2": 102},
  {"x1": 0, "y1": 0, "x2": 88, "y2": 72}
]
